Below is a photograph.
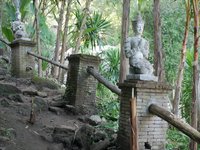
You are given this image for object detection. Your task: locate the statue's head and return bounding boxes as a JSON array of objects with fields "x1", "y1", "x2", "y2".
[{"x1": 132, "y1": 14, "x2": 144, "y2": 35}]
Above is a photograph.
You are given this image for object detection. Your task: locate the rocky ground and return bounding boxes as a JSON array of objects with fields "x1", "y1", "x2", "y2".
[{"x1": 0, "y1": 67, "x2": 117, "y2": 150}]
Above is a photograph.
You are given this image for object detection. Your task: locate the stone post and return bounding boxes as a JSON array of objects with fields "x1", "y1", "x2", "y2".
[
  {"x1": 117, "y1": 80, "x2": 172, "y2": 150},
  {"x1": 10, "y1": 39, "x2": 35, "y2": 78},
  {"x1": 64, "y1": 54, "x2": 100, "y2": 115}
]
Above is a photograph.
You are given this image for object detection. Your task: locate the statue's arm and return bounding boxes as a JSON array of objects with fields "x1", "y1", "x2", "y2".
[
  {"x1": 124, "y1": 37, "x2": 133, "y2": 58},
  {"x1": 142, "y1": 40, "x2": 149, "y2": 58}
]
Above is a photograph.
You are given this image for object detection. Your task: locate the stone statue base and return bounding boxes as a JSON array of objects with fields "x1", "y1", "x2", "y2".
[{"x1": 126, "y1": 74, "x2": 158, "y2": 82}]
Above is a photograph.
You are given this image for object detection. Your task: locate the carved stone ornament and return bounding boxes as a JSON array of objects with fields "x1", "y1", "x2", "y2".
[
  {"x1": 124, "y1": 14, "x2": 153, "y2": 75},
  {"x1": 12, "y1": 0, "x2": 29, "y2": 40}
]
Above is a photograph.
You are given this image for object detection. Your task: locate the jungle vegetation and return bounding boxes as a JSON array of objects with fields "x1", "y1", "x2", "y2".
[{"x1": 0, "y1": 0, "x2": 200, "y2": 149}]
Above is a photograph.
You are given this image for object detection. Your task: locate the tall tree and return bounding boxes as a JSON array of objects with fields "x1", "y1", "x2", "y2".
[
  {"x1": 74, "y1": 0, "x2": 93, "y2": 53},
  {"x1": 52, "y1": 0, "x2": 66, "y2": 78},
  {"x1": 172, "y1": 0, "x2": 190, "y2": 116},
  {"x1": 119, "y1": 0, "x2": 130, "y2": 83},
  {"x1": 34, "y1": 0, "x2": 42, "y2": 77},
  {"x1": 153, "y1": 0, "x2": 165, "y2": 82},
  {"x1": 190, "y1": 0, "x2": 199, "y2": 149},
  {"x1": 58, "y1": 0, "x2": 72, "y2": 82}
]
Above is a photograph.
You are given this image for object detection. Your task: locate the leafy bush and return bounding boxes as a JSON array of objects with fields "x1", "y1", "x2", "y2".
[
  {"x1": 166, "y1": 128, "x2": 189, "y2": 150},
  {"x1": 96, "y1": 85, "x2": 119, "y2": 132},
  {"x1": 96, "y1": 48, "x2": 120, "y2": 131}
]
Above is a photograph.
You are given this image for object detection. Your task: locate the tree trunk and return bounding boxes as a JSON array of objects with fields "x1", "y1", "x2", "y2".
[
  {"x1": 51, "y1": 0, "x2": 66, "y2": 78},
  {"x1": 149, "y1": 104, "x2": 200, "y2": 143},
  {"x1": 34, "y1": 0, "x2": 42, "y2": 77},
  {"x1": 74, "y1": 0, "x2": 93, "y2": 54},
  {"x1": 153, "y1": 0, "x2": 165, "y2": 82},
  {"x1": 172, "y1": 0, "x2": 190, "y2": 116},
  {"x1": 58, "y1": 0, "x2": 72, "y2": 83},
  {"x1": 119, "y1": 0, "x2": 130, "y2": 83},
  {"x1": 87, "y1": 66, "x2": 121, "y2": 96},
  {"x1": 190, "y1": 1, "x2": 199, "y2": 149}
]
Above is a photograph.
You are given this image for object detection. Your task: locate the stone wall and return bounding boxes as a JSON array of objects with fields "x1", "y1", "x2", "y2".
[
  {"x1": 10, "y1": 39, "x2": 35, "y2": 78},
  {"x1": 117, "y1": 80, "x2": 172, "y2": 150},
  {"x1": 64, "y1": 54, "x2": 100, "y2": 115}
]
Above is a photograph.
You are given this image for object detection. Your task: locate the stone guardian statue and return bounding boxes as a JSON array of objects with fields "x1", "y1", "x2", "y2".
[
  {"x1": 12, "y1": 0, "x2": 29, "y2": 40},
  {"x1": 124, "y1": 14, "x2": 158, "y2": 81},
  {"x1": 125, "y1": 14, "x2": 153, "y2": 75}
]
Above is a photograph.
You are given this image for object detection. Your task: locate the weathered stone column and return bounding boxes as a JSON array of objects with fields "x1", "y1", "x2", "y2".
[
  {"x1": 117, "y1": 80, "x2": 172, "y2": 150},
  {"x1": 10, "y1": 39, "x2": 35, "y2": 78},
  {"x1": 64, "y1": 54, "x2": 100, "y2": 115}
]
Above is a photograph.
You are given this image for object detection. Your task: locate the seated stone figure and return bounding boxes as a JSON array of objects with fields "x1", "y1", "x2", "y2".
[
  {"x1": 11, "y1": 20, "x2": 28, "y2": 39},
  {"x1": 11, "y1": 0, "x2": 29, "y2": 40},
  {"x1": 125, "y1": 14, "x2": 153, "y2": 75}
]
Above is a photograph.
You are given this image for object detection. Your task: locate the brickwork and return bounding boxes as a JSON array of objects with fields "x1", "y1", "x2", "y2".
[
  {"x1": 64, "y1": 54, "x2": 100, "y2": 115},
  {"x1": 10, "y1": 39, "x2": 35, "y2": 78},
  {"x1": 117, "y1": 80, "x2": 172, "y2": 150}
]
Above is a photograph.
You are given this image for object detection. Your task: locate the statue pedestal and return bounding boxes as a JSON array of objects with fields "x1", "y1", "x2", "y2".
[
  {"x1": 64, "y1": 54, "x2": 100, "y2": 115},
  {"x1": 10, "y1": 39, "x2": 35, "y2": 78},
  {"x1": 117, "y1": 80, "x2": 172, "y2": 150},
  {"x1": 126, "y1": 74, "x2": 158, "y2": 82}
]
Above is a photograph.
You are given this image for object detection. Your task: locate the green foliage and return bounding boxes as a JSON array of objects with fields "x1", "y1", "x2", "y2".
[
  {"x1": 71, "y1": 10, "x2": 111, "y2": 51},
  {"x1": 137, "y1": 0, "x2": 152, "y2": 12},
  {"x1": 96, "y1": 85, "x2": 119, "y2": 132},
  {"x1": 20, "y1": 0, "x2": 32, "y2": 21},
  {"x1": 4, "y1": 2, "x2": 15, "y2": 22},
  {"x1": 41, "y1": 50, "x2": 50, "y2": 71},
  {"x1": 39, "y1": 14, "x2": 56, "y2": 45},
  {"x1": 97, "y1": 87, "x2": 119, "y2": 121},
  {"x1": 85, "y1": 12, "x2": 111, "y2": 49},
  {"x1": 166, "y1": 128, "x2": 189, "y2": 150},
  {"x1": 2, "y1": 26, "x2": 14, "y2": 42},
  {"x1": 99, "y1": 48, "x2": 120, "y2": 83},
  {"x1": 1, "y1": 2, "x2": 15, "y2": 42},
  {"x1": 160, "y1": 0, "x2": 193, "y2": 84},
  {"x1": 93, "y1": 0, "x2": 122, "y2": 45},
  {"x1": 96, "y1": 48, "x2": 120, "y2": 131},
  {"x1": 181, "y1": 49, "x2": 193, "y2": 123}
]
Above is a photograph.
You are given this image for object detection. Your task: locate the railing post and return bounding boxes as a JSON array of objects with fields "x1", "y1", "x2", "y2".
[
  {"x1": 117, "y1": 80, "x2": 172, "y2": 150},
  {"x1": 64, "y1": 54, "x2": 100, "y2": 115},
  {"x1": 10, "y1": 39, "x2": 35, "y2": 78}
]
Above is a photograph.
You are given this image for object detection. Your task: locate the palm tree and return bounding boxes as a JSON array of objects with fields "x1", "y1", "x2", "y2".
[
  {"x1": 99, "y1": 48, "x2": 120, "y2": 84},
  {"x1": 74, "y1": 0, "x2": 93, "y2": 53},
  {"x1": 72, "y1": 10, "x2": 111, "y2": 53}
]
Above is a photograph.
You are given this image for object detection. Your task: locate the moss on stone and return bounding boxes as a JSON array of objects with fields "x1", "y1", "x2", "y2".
[{"x1": 31, "y1": 77, "x2": 60, "y2": 90}]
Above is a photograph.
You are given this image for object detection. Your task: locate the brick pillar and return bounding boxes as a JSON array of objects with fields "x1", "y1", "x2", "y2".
[
  {"x1": 10, "y1": 39, "x2": 35, "y2": 78},
  {"x1": 64, "y1": 54, "x2": 100, "y2": 115},
  {"x1": 117, "y1": 80, "x2": 172, "y2": 150}
]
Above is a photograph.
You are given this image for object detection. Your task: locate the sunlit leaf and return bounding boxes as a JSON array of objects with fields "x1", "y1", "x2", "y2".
[{"x1": 2, "y1": 26, "x2": 14, "y2": 42}]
